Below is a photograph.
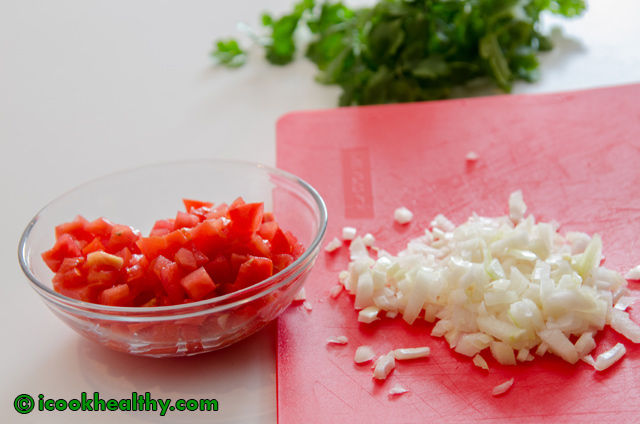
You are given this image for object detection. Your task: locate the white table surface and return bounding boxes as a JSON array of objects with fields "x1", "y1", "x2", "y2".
[{"x1": 1, "y1": 1, "x2": 639, "y2": 422}]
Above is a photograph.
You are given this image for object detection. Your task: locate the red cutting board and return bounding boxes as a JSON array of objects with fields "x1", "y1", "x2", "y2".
[{"x1": 275, "y1": 84, "x2": 640, "y2": 424}]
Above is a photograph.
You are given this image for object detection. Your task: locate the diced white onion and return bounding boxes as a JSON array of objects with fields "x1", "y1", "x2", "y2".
[
  {"x1": 324, "y1": 237, "x2": 342, "y2": 252},
  {"x1": 354, "y1": 346, "x2": 376, "y2": 363},
  {"x1": 614, "y1": 296, "x2": 636, "y2": 311},
  {"x1": 473, "y1": 354, "x2": 489, "y2": 370},
  {"x1": 303, "y1": 300, "x2": 313, "y2": 311},
  {"x1": 388, "y1": 383, "x2": 409, "y2": 395},
  {"x1": 466, "y1": 151, "x2": 479, "y2": 161},
  {"x1": 329, "y1": 284, "x2": 344, "y2": 299},
  {"x1": 394, "y1": 207, "x2": 413, "y2": 224},
  {"x1": 343, "y1": 227, "x2": 357, "y2": 241},
  {"x1": 373, "y1": 353, "x2": 396, "y2": 380},
  {"x1": 293, "y1": 288, "x2": 306, "y2": 301},
  {"x1": 362, "y1": 233, "x2": 376, "y2": 247},
  {"x1": 624, "y1": 265, "x2": 640, "y2": 280},
  {"x1": 594, "y1": 343, "x2": 626, "y2": 371},
  {"x1": 326, "y1": 336, "x2": 348, "y2": 345},
  {"x1": 492, "y1": 378, "x2": 514, "y2": 396},
  {"x1": 336, "y1": 191, "x2": 638, "y2": 374},
  {"x1": 393, "y1": 347, "x2": 430, "y2": 360}
]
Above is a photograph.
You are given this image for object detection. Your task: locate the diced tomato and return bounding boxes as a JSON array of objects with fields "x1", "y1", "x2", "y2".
[
  {"x1": 45, "y1": 198, "x2": 305, "y2": 309},
  {"x1": 272, "y1": 253, "x2": 294, "y2": 273},
  {"x1": 180, "y1": 324, "x2": 204, "y2": 354},
  {"x1": 52, "y1": 257, "x2": 85, "y2": 290},
  {"x1": 262, "y1": 212, "x2": 275, "y2": 223},
  {"x1": 82, "y1": 237, "x2": 106, "y2": 256},
  {"x1": 153, "y1": 256, "x2": 185, "y2": 304},
  {"x1": 181, "y1": 267, "x2": 216, "y2": 301},
  {"x1": 227, "y1": 202, "x2": 264, "y2": 239},
  {"x1": 55, "y1": 215, "x2": 92, "y2": 242},
  {"x1": 174, "y1": 247, "x2": 197, "y2": 271},
  {"x1": 234, "y1": 256, "x2": 273, "y2": 290},
  {"x1": 191, "y1": 218, "x2": 227, "y2": 257},
  {"x1": 183, "y1": 199, "x2": 214, "y2": 213},
  {"x1": 84, "y1": 217, "x2": 114, "y2": 244},
  {"x1": 42, "y1": 234, "x2": 83, "y2": 272},
  {"x1": 98, "y1": 284, "x2": 131, "y2": 306},
  {"x1": 204, "y1": 203, "x2": 228, "y2": 220},
  {"x1": 136, "y1": 236, "x2": 168, "y2": 260},
  {"x1": 149, "y1": 219, "x2": 174, "y2": 237},
  {"x1": 174, "y1": 211, "x2": 200, "y2": 230},
  {"x1": 108, "y1": 225, "x2": 140, "y2": 253},
  {"x1": 204, "y1": 255, "x2": 232, "y2": 285}
]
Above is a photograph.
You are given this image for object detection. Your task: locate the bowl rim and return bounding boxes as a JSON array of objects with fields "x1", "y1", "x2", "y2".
[{"x1": 18, "y1": 159, "x2": 328, "y2": 317}]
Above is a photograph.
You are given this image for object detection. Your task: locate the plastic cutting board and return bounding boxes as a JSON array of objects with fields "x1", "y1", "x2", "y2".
[{"x1": 275, "y1": 83, "x2": 640, "y2": 424}]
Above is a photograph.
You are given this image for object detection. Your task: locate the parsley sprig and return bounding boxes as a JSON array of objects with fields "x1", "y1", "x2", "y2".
[{"x1": 212, "y1": 0, "x2": 586, "y2": 106}]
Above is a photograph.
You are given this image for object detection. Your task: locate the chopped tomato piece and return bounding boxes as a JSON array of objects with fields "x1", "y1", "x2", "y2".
[
  {"x1": 204, "y1": 203, "x2": 229, "y2": 220},
  {"x1": 174, "y1": 211, "x2": 200, "y2": 230},
  {"x1": 191, "y1": 218, "x2": 227, "y2": 257},
  {"x1": 153, "y1": 255, "x2": 185, "y2": 304},
  {"x1": 183, "y1": 199, "x2": 214, "y2": 212},
  {"x1": 42, "y1": 234, "x2": 83, "y2": 272},
  {"x1": 84, "y1": 217, "x2": 114, "y2": 244},
  {"x1": 82, "y1": 237, "x2": 106, "y2": 256},
  {"x1": 235, "y1": 256, "x2": 273, "y2": 290},
  {"x1": 272, "y1": 253, "x2": 294, "y2": 273},
  {"x1": 228, "y1": 202, "x2": 264, "y2": 239},
  {"x1": 204, "y1": 255, "x2": 233, "y2": 285},
  {"x1": 181, "y1": 267, "x2": 216, "y2": 301},
  {"x1": 136, "y1": 236, "x2": 168, "y2": 260},
  {"x1": 149, "y1": 219, "x2": 174, "y2": 237},
  {"x1": 108, "y1": 225, "x2": 140, "y2": 253},
  {"x1": 99, "y1": 284, "x2": 131, "y2": 306},
  {"x1": 55, "y1": 215, "x2": 91, "y2": 242},
  {"x1": 174, "y1": 247, "x2": 197, "y2": 271}
]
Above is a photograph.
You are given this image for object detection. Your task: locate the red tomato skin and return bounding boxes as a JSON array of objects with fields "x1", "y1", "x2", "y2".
[
  {"x1": 204, "y1": 203, "x2": 229, "y2": 220},
  {"x1": 204, "y1": 255, "x2": 233, "y2": 285},
  {"x1": 42, "y1": 234, "x2": 84, "y2": 272},
  {"x1": 182, "y1": 199, "x2": 214, "y2": 213},
  {"x1": 153, "y1": 256, "x2": 185, "y2": 304},
  {"x1": 174, "y1": 247, "x2": 197, "y2": 271},
  {"x1": 191, "y1": 219, "x2": 228, "y2": 257},
  {"x1": 82, "y1": 237, "x2": 106, "y2": 256},
  {"x1": 149, "y1": 219, "x2": 174, "y2": 237},
  {"x1": 234, "y1": 256, "x2": 273, "y2": 290},
  {"x1": 227, "y1": 202, "x2": 264, "y2": 239},
  {"x1": 136, "y1": 236, "x2": 168, "y2": 260},
  {"x1": 84, "y1": 217, "x2": 115, "y2": 244},
  {"x1": 99, "y1": 284, "x2": 131, "y2": 306},
  {"x1": 107, "y1": 225, "x2": 140, "y2": 253},
  {"x1": 55, "y1": 215, "x2": 91, "y2": 243},
  {"x1": 174, "y1": 211, "x2": 200, "y2": 230},
  {"x1": 180, "y1": 267, "x2": 216, "y2": 301}
]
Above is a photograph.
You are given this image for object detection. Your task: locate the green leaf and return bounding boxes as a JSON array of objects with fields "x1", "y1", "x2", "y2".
[
  {"x1": 411, "y1": 56, "x2": 451, "y2": 79},
  {"x1": 211, "y1": 39, "x2": 247, "y2": 68}
]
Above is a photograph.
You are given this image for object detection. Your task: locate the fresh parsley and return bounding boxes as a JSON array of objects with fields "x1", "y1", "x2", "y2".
[{"x1": 212, "y1": 0, "x2": 586, "y2": 106}]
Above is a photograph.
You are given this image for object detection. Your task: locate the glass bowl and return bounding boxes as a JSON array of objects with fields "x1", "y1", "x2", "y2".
[{"x1": 18, "y1": 160, "x2": 327, "y2": 357}]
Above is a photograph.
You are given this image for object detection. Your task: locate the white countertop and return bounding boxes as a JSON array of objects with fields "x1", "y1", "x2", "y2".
[{"x1": 2, "y1": 1, "x2": 639, "y2": 422}]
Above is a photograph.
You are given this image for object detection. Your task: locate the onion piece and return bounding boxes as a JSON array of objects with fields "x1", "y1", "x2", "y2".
[
  {"x1": 394, "y1": 207, "x2": 413, "y2": 224},
  {"x1": 324, "y1": 237, "x2": 342, "y2": 252},
  {"x1": 329, "y1": 284, "x2": 344, "y2": 299},
  {"x1": 624, "y1": 265, "x2": 640, "y2": 280},
  {"x1": 610, "y1": 309, "x2": 640, "y2": 343},
  {"x1": 343, "y1": 227, "x2": 357, "y2": 241},
  {"x1": 393, "y1": 347, "x2": 430, "y2": 360},
  {"x1": 473, "y1": 354, "x2": 489, "y2": 370},
  {"x1": 594, "y1": 343, "x2": 626, "y2": 371},
  {"x1": 373, "y1": 353, "x2": 396, "y2": 380},
  {"x1": 466, "y1": 151, "x2": 479, "y2": 162},
  {"x1": 293, "y1": 288, "x2": 306, "y2": 301},
  {"x1": 326, "y1": 336, "x2": 348, "y2": 345},
  {"x1": 388, "y1": 383, "x2": 409, "y2": 395},
  {"x1": 303, "y1": 300, "x2": 313, "y2": 311},
  {"x1": 354, "y1": 346, "x2": 376, "y2": 364},
  {"x1": 358, "y1": 306, "x2": 381, "y2": 324},
  {"x1": 492, "y1": 378, "x2": 514, "y2": 396},
  {"x1": 362, "y1": 233, "x2": 376, "y2": 247}
]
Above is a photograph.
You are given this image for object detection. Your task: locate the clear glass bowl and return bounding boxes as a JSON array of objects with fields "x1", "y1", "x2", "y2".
[{"x1": 18, "y1": 160, "x2": 327, "y2": 357}]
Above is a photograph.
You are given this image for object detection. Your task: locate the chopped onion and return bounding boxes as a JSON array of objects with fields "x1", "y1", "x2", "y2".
[
  {"x1": 594, "y1": 343, "x2": 626, "y2": 371},
  {"x1": 373, "y1": 353, "x2": 396, "y2": 380},
  {"x1": 394, "y1": 207, "x2": 413, "y2": 224},
  {"x1": 466, "y1": 151, "x2": 479, "y2": 161},
  {"x1": 393, "y1": 347, "x2": 430, "y2": 360},
  {"x1": 324, "y1": 237, "x2": 342, "y2": 252},
  {"x1": 329, "y1": 284, "x2": 344, "y2": 299},
  {"x1": 625, "y1": 265, "x2": 640, "y2": 280},
  {"x1": 473, "y1": 354, "x2": 489, "y2": 370},
  {"x1": 303, "y1": 300, "x2": 313, "y2": 311},
  {"x1": 581, "y1": 355, "x2": 596, "y2": 367},
  {"x1": 492, "y1": 378, "x2": 514, "y2": 396},
  {"x1": 614, "y1": 296, "x2": 636, "y2": 311},
  {"x1": 362, "y1": 233, "x2": 376, "y2": 247},
  {"x1": 327, "y1": 336, "x2": 348, "y2": 345},
  {"x1": 354, "y1": 346, "x2": 376, "y2": 363},
  {"x1": 293, "y1": 288, "x2": 306, "y2": 301},
  {"x1": 343, "y1": 227, "x2": 357, "y2": 241},
  {"x1": 339, "y1": 191, "x2": 637, "y2": 373},
  {"x1": 388, "y1": 383, "x2": 409, "y2": 395}
]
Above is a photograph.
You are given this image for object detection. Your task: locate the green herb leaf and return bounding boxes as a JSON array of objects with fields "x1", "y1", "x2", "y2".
[{"x1": 211, "y1": 39, "x2": 247, "y2": 68}]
